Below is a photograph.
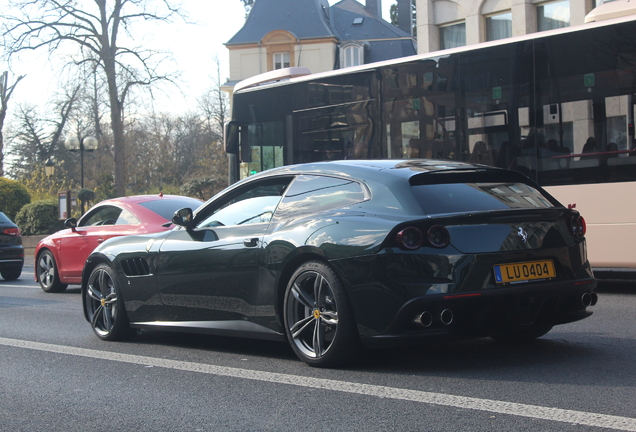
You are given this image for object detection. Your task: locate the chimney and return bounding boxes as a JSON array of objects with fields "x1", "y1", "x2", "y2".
[
  {"x1": 397, "y1": 0, "x2": 412, "y2": 35},
  {"x1": 366, "y1": 0, "x2": 381, "y2": 19}
]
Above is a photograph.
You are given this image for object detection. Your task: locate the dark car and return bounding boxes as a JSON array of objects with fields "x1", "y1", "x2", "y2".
[
  {"x1": 0, "y1": 211, "x2": 24, "y2": 281},
  {"x1": 81, "y1": 160, "x2": 597, "y2": 367}
]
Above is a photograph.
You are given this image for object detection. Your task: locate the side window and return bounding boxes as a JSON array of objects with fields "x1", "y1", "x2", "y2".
[
  {"x1": 115, "y1": 209, "x2": 140, "y2": 225},
  {"x1": 80, "y1": 206, "x2": 122, "y2": 227},
  {"x1": 197, "y1": 178, "x2": 292, "y2": 228},
  {"x1": 274, "y1": 175, "x2": 367, "y2": 220}
]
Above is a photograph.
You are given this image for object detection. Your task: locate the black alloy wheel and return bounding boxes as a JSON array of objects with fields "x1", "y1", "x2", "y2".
[
  {"x1": 1, "y1": 266, "x2": 22, "y2": 281},
  {"x1": 37, "y1": 250, "x2": 68, "y2": 293},
  {"x1": 84, "y1": 263, "x2": 132, "y2": 341},
  {"x1": 283, "y1": 261, "x2": 361, "y2": 367}
]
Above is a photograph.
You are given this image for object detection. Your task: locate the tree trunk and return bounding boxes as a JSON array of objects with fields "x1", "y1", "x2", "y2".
[{"x1": 103, "y1": 50, "x2": 126, "y2": 197}]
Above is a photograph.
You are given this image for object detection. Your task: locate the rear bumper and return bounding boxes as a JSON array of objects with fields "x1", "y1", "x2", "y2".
[
  {"x1": 0, "y1": 247, "x2": 24, "y2": 268},
  {"x1": 360, "y1": 278, "x2": 597, "y2": 348},
  {"x1": 592, "y1": 267, "x2": 636, "y2": 281}
]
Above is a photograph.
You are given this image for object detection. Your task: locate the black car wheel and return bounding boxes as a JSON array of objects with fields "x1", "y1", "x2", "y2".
[
  {"x1": 283, "y1": 261, "x2": 361, "y2": 367},
  {"x1": 1, "y1": 267, "x2": 22, "y2": 281},
  {"x1": 37, "y1": 250, "x2": 68, "y2": 293},
  {"x1": 84, "y1": 263, "x2": 132, "y2": 341},
  {"x1": 490, "y1": 324, "x2": 553, "y2": 342}
]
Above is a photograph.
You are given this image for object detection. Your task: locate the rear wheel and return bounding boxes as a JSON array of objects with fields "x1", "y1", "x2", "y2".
[
  {"x1": 1, "y1": 266, "x2": 22, "y2": 281},
  {"x1": 84, "y1": 263, "x2": 132, "y2": 341},
  {"x1": 490, "y1": 325, "x2": 553, "y2": 342},
  {"x1": 283, "y1": 261, "x2": 361, "y2": 367},
  {"x1": 37, "y1": 250, "x2": 67, "y2": 293}
]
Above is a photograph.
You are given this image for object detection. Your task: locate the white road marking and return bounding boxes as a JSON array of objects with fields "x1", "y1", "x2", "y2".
[{"x1": 2, "y1": 336, "x2": 635, "y2": 431}]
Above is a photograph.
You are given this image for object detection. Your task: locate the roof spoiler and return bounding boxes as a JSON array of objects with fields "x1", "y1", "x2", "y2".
[{"x1": 234, "y1": 67, "x2": 312, "y2": 92}]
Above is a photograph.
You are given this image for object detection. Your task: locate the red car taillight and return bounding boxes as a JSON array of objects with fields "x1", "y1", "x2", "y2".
[
  {"x1": 396, "y1": 225, "x2": 450, "y2": 250},
  {"x1": 427, "y1": 225, "x2": 450, "y2": 248},
  {"x1": 3, "y1": 228, "x2": 20, "y2": 236},
  {"x1": 396, "y1": 227, "x2": 424, "y2": 250},
  {"x1": 569, "y1": 214, "x2": 586, "y2": 238}
]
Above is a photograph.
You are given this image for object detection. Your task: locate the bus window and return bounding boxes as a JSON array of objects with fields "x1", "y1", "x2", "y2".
[
  {"x1": 381, "y1": 57, "x2": 461, "y2": 162},
  {"x1": 534, "y1": 24, "x2": 636, "y2": 186},
  {"x1": 240, "y1": 121, "x2": 284, "y2": 178},
  {"x1": 461, "y1": 42, "x2": 533, "y2": 172}
]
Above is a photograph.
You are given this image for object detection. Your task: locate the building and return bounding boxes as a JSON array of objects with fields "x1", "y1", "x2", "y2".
[
  {"x1": 223, "y1": 0, "x2": 416, "y2": 92},
  {"x1": 417, "y1": 0, "x2": 603, "y2": 54}
]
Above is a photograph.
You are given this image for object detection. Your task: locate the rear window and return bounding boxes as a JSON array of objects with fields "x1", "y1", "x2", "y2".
[
  {"x1": 412, "y1": 182, "x2": 554, "y2": 215},
  {"x1": 0, "y1": 212, "x2": 12, "y2": 223},
  {"x1": 138, "y1": 197, "x2": 202, "y2": 220}
]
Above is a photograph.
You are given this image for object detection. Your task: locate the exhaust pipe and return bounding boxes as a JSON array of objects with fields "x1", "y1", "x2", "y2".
[
  {"x1": 413, "y1": 311, "x2": 433, "y2": 328},
  {"x1": 440, "y1": 309, "x2": 454, "y2": 325},
  {"x1": 581, "y1": 292, "x2": 598, "y2": 307}
]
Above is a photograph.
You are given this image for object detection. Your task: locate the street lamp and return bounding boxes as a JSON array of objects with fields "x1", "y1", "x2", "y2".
[
  {"x1": 65, "y1": 135, "x2": 98, "y2": 214},
  {"x1": 64, "y1": 135, "x2": 98, "y2": 189},
  {"x1": 44, "y1": 157, "x2": 55, "y2": 178}
]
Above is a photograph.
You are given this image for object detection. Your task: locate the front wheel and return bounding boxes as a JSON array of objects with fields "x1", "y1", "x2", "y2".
[
  {"x1": 283, "y1": 261, "x2": 361, "y2": 367},
  {"x1": 37, "y1": 250, "x2": 67, "y2": 293},
  {"x1": 84, "y1": 263, "x2": 132, "y2": 341}
]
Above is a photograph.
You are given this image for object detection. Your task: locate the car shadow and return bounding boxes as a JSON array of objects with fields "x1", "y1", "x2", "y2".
[{"x1": 132, "y1": 330, "x2": 297, "y2": 362}]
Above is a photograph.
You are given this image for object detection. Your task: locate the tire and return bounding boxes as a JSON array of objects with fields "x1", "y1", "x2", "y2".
[
  {"x1": 84, "y1": 263, "x2": 132, "y2": 341},
  {"x1": 1, "y1": 266, "x2": 22, "y2": 281},
  {"x1": 490, "y1": 325, "x2": 553, "y2": 343},
  {"x1": 283, "y1": 261, "x2": 362, "y2": 367},
  {"x1": 37, "y1": 250, "x2": 68, "y2": 293}
]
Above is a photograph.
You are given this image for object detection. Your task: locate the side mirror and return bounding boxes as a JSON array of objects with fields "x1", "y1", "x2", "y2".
[
  {"x1": 224, "y1": 121, "x2": 240, "y2": 154},
  {"x1": 64, "y1": 218, "x2": 78, "y2": 232},
  {"x1": 172, "y1": 208, "x2": 194, "y2": 229}
]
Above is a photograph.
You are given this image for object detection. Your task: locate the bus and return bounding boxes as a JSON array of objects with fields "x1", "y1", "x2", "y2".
[{"x1": 224, "y1": 13, "x2": 636, "y2": 279}]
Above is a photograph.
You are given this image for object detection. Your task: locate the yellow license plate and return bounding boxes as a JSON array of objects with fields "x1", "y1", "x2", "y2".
[{"x1": 493, "y1": 260, "x2": 556, "y2": 284}]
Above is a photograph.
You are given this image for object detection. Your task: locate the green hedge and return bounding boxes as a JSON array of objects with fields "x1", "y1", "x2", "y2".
[
  {"x1": 14, "y1": 200, "x2": 65, "y2": 236},
  {"x1": 0, "y1": 177, "x2": 31, "y2": 221}
]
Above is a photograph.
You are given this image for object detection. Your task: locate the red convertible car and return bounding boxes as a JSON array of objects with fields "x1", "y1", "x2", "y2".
[{"x1": 35, "y1": 194, "x2": 202, "y2": 292}]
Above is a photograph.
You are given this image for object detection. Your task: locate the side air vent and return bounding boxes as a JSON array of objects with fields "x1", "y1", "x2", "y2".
[{"x1": 121, "y1": 258, "x2": 151, "y2": 276}]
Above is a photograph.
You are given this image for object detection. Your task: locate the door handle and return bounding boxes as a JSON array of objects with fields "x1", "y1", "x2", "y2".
[
  {"x1": 97, "y1": 238, "x2": 105, "y2": 244},
  {"x1": 243, "y1": 238, "x2": 259, "y2": 247}
]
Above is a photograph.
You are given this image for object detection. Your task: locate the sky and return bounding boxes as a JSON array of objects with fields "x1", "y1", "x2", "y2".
[{"x1": 2, "y1": 0, "x2": 395, "y2": 115}]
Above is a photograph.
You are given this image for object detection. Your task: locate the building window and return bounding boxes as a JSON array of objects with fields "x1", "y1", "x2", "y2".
[
  {"x1": 538, "y1": 0, "x2": 570, "y2": 31},
  {"x1": 486, "y1": 12, "x2": 512, "y2": 41},
  {"x1": 343, "y1": 45, "x2": 362, "y2": 68},
  {"x1": 273, "y1": 52, "x2": 290, "y2": 70},
  {"x1": 439, "y1": 22, "x2": 466, "y2": 49}
]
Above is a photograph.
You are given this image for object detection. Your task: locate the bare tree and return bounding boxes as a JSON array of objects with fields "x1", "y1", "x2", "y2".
[
  {"x1": 6, "y1": 85, "x2": 80, "y2": 179},
  {"x1": 2, "y1": 0, "x2": 185, "y2": 196},
  {"x1": 0, "y1": 71, "x2": 25, "y2": 177}
]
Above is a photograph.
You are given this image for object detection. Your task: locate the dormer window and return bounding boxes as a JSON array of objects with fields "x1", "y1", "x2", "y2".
[
  {"x1": 274, "y1": 52, "x2": 290, "y2": 70},
  {"x1": 340, "y1": 41, "x2": 364, "y2": 68}
]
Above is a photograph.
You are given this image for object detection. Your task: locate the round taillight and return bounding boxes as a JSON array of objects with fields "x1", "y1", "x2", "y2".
[
  {"x1": 569, "y1": 214, "x2": 586, "y2": 238},
  {"x1": 579, "y1": 216, "x2": 586, "y2": 236},
  {"x1": 427, "y1": 225, "x2": 450, "y2": 248},
  {"x1": 396, "y1": 227, "x2": 424, "y2": 250}
]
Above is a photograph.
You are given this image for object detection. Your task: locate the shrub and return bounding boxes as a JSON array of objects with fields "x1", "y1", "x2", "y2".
[
  {"x1": 181, "y1": 177, "x2": 226, "y2": 200},
  {"x1": 0, "y1": 177, "x2": 31, "y2": 221},
  {"x1": 14, "y1": 200, "x2": 65, "y2": 236}
]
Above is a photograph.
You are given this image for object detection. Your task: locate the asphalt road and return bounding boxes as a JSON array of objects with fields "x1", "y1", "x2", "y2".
[{"x1": 1, "y1": 265, "x2": 635, "y2": 432}]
